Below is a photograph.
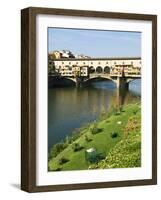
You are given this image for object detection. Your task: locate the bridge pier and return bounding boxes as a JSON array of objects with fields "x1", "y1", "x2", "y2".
[
  {"x1": 116, "y1": 77, "x2": 129, "y2": 90},
  {"x1": 76, "y1": 77, "x2": 83, "y2": 88}
]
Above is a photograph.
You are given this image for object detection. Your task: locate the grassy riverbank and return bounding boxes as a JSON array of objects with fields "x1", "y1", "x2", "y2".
[{"x1": 48, "y1": 103, "x2": 141, "y2": 171}]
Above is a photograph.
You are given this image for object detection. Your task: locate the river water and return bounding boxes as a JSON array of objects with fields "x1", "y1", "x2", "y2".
[{"x1": 48, "y1": 80, "x2": 141, "y2": 151}]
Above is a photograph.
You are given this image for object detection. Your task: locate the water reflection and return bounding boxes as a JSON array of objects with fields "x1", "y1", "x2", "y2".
[{"x1": 48, "y1": 79, "x2": 141, "y2": 151}]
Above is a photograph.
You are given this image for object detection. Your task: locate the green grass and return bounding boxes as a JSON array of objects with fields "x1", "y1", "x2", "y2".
[{"x1": 48, "y1": 103, "x2": 141, "y2": 171}]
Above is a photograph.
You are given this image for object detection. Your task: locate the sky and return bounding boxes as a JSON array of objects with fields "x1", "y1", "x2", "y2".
[{"x1": 48, "y1": 28, "x2": 141, "y2": 57}]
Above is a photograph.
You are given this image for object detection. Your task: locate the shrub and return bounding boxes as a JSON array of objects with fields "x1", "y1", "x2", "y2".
[
  {"x1": 64, "y1": 129, "x2": 81, "y2": 145},
  {"x1": 90, "y1": 123, "x2": 102, "y2": 135},
  {"x1": 107, "y1": 106, "x2": 117, "y2": 117},
  {"x1": 111, "y1": 132, "x2": 118, "y2": 138},
  {"x1": 58, "y1": 157, "x2": 69, "y2": 165},
  {"x1": 98, "y1": 111, "x2": 107, "y2": 120},
  {"x1": 79, "y1": 123, "x2": 90, "y2": 131},
  {"x1": 107, "y1": 105, "x2": 124, "y2": 117},
  {"x1": 119, "y1": 106, "x2": 124, "y2": 112},
  {"x1": 124, "y1": 116, "x2": 141, "y2": 136},
  {"x1": 72, "y1": 142, "x2": 84, "y2": 152},
  {"x1": 70, "y1": 129, "x2": 81, "y2": 141},
  {"x1": 84, "y1": 135, "x2": 92, "y2": 142},
  {"x1": 49, "y1": 142, "x2": 68, "y2": 160},
  {"x1": 133, "y1": 110, "x2": 138, "y2": 115},
  {"x1": 115, "y1": 112, "x2": 121, "y2": 116},
  {"x1": 65, "y1": 135, "x2": 71, "y2": 144},
  {"x1": 54, "y1": 167, "x2": 62, "y2": 171},
  {"x1": 86, "y1": 151, "x2": 106, "y2": 164}
]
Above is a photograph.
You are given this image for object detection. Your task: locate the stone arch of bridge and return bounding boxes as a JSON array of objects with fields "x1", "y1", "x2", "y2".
[
  {"x1": 63, "y1": 77, "x2": 77, "y2": 83},
  {"x1": 84, "y1": 76, "x2": 117, "y2": 85}
]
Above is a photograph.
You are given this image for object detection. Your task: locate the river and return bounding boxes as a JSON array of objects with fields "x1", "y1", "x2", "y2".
[{"x1": 48, "y1": 79, "x2": 141, "y2": 152}]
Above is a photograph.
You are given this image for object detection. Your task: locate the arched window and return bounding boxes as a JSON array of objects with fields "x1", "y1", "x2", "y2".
[
  {"x1": 89, "y1": 66, "x2": 95, "y2": 73},
  {"x1": 96, "y1": 66, "x2": 103, "y2": 73},
  {"x1": 104, "y1": 66, "x2": 110, "y2": 74}
]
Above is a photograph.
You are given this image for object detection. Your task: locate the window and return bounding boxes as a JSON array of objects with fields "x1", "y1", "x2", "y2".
[
  {"x1": 89, "y1": 66, "x2": 95, "y2": 73},
  {"x1": 91, "y1": 62, "x2": 93, "y2": 64},
  {"x1": 62, "y1": 62, "x2": 64, "y2": 64},
  {"x1": 96, "y1": 66, "x2": 103, "y2": 73},
  {"x1": 104, "y1": 66, "x2": 110, "y2": 74}
]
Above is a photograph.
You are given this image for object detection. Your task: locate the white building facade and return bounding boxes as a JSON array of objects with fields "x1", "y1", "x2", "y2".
[{"x1": 52, "y1": 57, "x2": 141, "y2": 77}]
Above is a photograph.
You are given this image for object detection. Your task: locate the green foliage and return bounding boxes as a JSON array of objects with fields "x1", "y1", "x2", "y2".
[
  {"x1": 98, "y1": 111, "x2": 108, "y2": 121},
  {"x1": 79, "y1": 123, "x2": 90, "y2": 131},
  {"x1": 85, "y1": 151, "x2": 106, "y2": 164},
  {"x1": 90, "y1": 112, "x2": 141, "y2": 169},
  {"x1": 107, "y1": 105, "x2": 122, "y2": 117},
  {"x1": 110, "y1": 132, "x2": 118, "y2": 138},
  {"x1": 133, "y1": 110, "x2": 138, "y2": 115},
  {"x1": 124, "y1": 116, "x2": 141, "y2": 137},
  {"x1": 69, "y1": 129, "x2": 81, "y2": 143},
  {"x1": 106, "y1": 133, "x2": 141, "y2": 168},
  {"x1": 58, "y1": 157, "x2": 69, "y2": 165},
  {"x1": 49, "y1": 127, "x2": 85, "y2": 160},
  {"x1": 48, "y1": 142, "x2": 68, "y2": 160},
  {"x1": 84, "y1": 135, "x2": 92, "y2": 142},
  {"x1": 48, "y1": 103, "x2": 141, "y2": 171},
  {"x1": 115, "y1": 112, "x2": 121, "y2": 116},
  {"x1": 90, "y1": 123, "x2": 102, "y2": 134},
  {"x1": 53, "y1": 167, "x2": 62, "y2": 171},
  {"x1": 48, "y1": 56, "x2": 55, "y2": 74},
  {"x1": 72, "y1": 142, "x2": 84, "y2": 152},
  {"x1": 90, "y1": 134, "x2": 141, "y2": 169},
  {"x1": 119, "y1": 105, "x2": 124, "y2": 112},
  {"x1": 63, "y1": 129, "x2": 82, "y2": 145}
]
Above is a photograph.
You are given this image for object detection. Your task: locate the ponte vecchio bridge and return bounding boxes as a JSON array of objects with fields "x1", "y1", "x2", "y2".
[{"x1": 49, "y1": 57, "x2": 141, "y2": 89}]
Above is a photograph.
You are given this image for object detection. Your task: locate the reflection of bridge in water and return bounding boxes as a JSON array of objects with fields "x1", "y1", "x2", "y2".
[{"x1": 49, "y1": 57, "x2": 141, "y2": 89}]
